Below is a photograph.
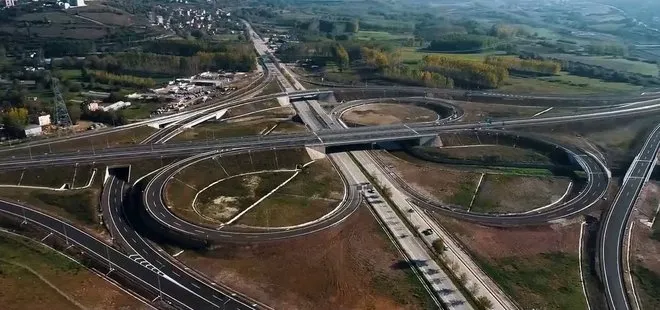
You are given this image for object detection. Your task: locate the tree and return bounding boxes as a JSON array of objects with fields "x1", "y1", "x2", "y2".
[
  {"x1": 67, "y1": 103, "x2": 81, "y2": 125},
  {"x1": 475, "y1": 296, "x2": 494, "y2": 310},
  {"x1": 2, "y1": 107, "x2": 28, "y2": 137},
  {"x1": 333, "y1": 44, "x2": 350, "y2": 70},
  {"x1": 432, "y1": 239, "x2": 446, "y2": 254}
]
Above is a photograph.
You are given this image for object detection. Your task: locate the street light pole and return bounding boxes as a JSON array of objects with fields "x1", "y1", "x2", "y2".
[{"x1": 62, "y1": 222, "x2": 69, "y2": 245}]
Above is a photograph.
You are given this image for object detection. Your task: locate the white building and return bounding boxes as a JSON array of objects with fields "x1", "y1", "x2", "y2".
[
  {"x1": 86, "y1": 101, "x2": 100, "y2": 111},
  {"x1": 24, "y1": 125, "x2": 42, "y2": 137},
  {"x1": 4, "y1": 0, "x2": 15, "y2": 8},
  {"x1": 102, "y1": 101, "x2": 131, "y2": 112},
  {"x1": 74, "y1": 0, "x2": 85, "y2": 7},
  {"x1": 37, "y1": 114, "x2": 51, "y2": 126}
]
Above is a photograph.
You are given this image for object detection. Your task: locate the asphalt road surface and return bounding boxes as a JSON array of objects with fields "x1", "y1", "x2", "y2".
[
  {"x1": 103, "y1": 175, "x2": 257, "y2": 310},
  {"x1": 600, "y1": 123, "x2": 660, "y2": 310},
  {"x1": 1, "y1": 99, "x2": 659, "y2": 170}
]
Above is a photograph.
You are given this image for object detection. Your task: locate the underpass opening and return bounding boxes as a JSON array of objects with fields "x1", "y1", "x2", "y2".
[{"x1": 107, "y1": 165, "x2": 131, "y2": 184}]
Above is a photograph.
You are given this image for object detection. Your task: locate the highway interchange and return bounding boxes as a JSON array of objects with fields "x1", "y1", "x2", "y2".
[{"x1": 0, "y1": 21, "x2": 657, "y2": 310}]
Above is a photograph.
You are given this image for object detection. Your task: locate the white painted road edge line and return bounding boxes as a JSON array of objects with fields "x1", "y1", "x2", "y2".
[
  {"x1": 578, "y1": 221, "x2": 591, "y2": 310},
  {"x1": 626, "y1": 221, "x2": 641, "y2": 310}
]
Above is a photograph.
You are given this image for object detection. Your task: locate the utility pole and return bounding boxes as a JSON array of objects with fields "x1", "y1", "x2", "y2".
[{"x1": 51, "y1": 78, "x2": 73, "y2": 127}]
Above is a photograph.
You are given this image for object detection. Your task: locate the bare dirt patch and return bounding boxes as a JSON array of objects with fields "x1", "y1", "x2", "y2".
[
  {"x1": 472, "y1": 175, "x2": 572, "y2": 213},
  {"x1": 630, "y1": 181, "x2": 660, "y2": 309},
  {"x1": 436, "y1": 216, "x2": 585, "y2": 309},
  {"x1": 342, "y1": 103, "x2": 437, "y2": 126},
  {"x1": 178, "y1": 207, "x2": 433, "y2": 310}
]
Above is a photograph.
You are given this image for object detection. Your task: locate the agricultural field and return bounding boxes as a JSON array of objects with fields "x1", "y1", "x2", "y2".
[
  {"x1": 544, "y1": 54, "x2": 659, "y2": 76},
  {"x1": 0, "y1": 232, "x2": 146, "y2": 310},
  {"x1": 356, "y1": 31, "x2": 413, "y2": 41},
  {"x1": 397, "y1": 47, "x2": 509, "y2": 64},
  {"x1": 499, "y1": 75, "x2": 641, "y2": 95}
]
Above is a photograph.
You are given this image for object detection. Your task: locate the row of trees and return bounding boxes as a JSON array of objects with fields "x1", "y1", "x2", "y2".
[
  {"x1": 297, "y1": 19, "x2": 359, "y2": 35},
  {"x1": 78, "y1": 51, "x2": 255, "y2": 76},
  {"x1": 143, "y1": 40, "x2": 253, "y2": 57},
  {"x1": 488, "y1": 24, "x2": 531, "y2": 39},
  {"x1": 84, "y1": 70, "x2": 156, "y2": 88},
  {"x1": 361, "y1": 46, "x2": 392, "y2": 69},
  {"x1": 384, "y1": 66, "x2": 454, "y2": 88},
  {"x1": 585, "y1": 43, "x2": 626, "y2": 57},
  {"x1": 1, "y1": 107, "x2": 28, "y2": 137},
  {"x1": 427, "y1": 33, "x2": 499, "y2": 52},
  {"x1": 332, "y1": 44, "x2": 350, "y2": 70},
  {"x1": 423, "y1": 55, "x2": 509, "y2": 89},
  {"x1": 484, "y1": 56, "x2": 561, "y2": 76}
]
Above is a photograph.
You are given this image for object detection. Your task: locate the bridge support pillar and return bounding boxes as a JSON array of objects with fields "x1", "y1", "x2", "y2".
[
  {"x1": 418, "y1": 135, "x2": 443, "y2": 147},
  {"x1": 277, "y1": 96, "x2": 291, "y2": 107},
  {"x1": 305, "y1": 145, "x2": 326, "y2": 160}
]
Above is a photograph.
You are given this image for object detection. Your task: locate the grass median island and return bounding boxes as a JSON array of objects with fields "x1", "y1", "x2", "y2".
[
  {"x1": 0, "y1": 126, "x2": 156, "y2": 159},
  {"x1": 422, "y1": 145, "x2": 553, "y2": 165},
  {"x1": 258, "y1": 79, "x2": 283, "y2": 96},
  {"x1": 193, "y1": 172, "x2": 295, "y2": 223},
  {"x1": 165, "y1": 148, "x2": 314, "y2": 225},
  {"x1": 458, "y1": 102, "x2": 546, "y2": 122},
  {"x1": 171, "y1": 118, "x2": 305, "y2": 141},
  {"x1": 0, "y1": 233, "x2": 144, "y2": 309},
  {"x1": 225, "y1": 99, "x2": 280, "y2": 118},
  {"x1": 471, "y1": 174, "x2": 571, "y2": 213},
  {"x1": 378, "y1": 151, "x2": 481, "y2": 208},
  {"x1": 0, "y1": 165, "x2": 96, "y2": 189},
  {"x1": 237, "y1": 158, "x2": 344, "y2": 227},
  {"x1": 0, "y1": 187, "x2": 101, "y2": 228}
]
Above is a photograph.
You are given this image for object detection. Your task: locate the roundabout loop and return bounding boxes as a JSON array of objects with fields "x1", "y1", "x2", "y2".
[
  {"x1": 368, "y1": 129, "x2": 611, "y2": 226},
  {"x1": 330, "y1": 96, "x2": 465, "y2": 126},
  {"x1": 140, "y1": 147, "x2": 361, "y2": 244}
]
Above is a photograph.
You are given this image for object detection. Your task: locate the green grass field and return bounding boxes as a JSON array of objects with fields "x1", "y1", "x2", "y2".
[
  {"x1": 0, "y1": 187, "x2": 101, "y2": 229},
  {"x1": 356, "y1": 31, "x2": 412, "y2": 41},
  {"x1": 397, "y1": 47, "x2": 511, "y2": 64},
  {"x1": 57, "y1": 69, "x2": 84, "y2": 81},
  {"x1": 634, "y1": 265, "x2": 660, "y2": 309},
  {"x1": 544, "y1": 54, "x2": 659, "y2": 76},
  {"x1": 478, "y1": 252, "x2": 586, "y2": 309},
  {"x1": 499, "y1": 74, "x2": 641, "y2": 95}
]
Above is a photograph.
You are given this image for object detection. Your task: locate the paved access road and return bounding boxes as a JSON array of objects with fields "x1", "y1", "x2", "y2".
[
  {"x1": 600, "y1": 123, "x2": 660, "y2": 310},
  {"x1": 103, "y1": 175, "x2": 257, "y2": 310},
  {"x1": 1, "y1": 99, "x2": 660, "y2": 170},
  {"x1": 0, "y1": 197, "x2": 248, "y2": 310}
]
